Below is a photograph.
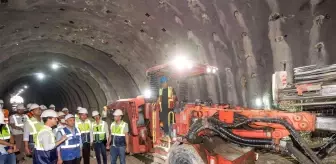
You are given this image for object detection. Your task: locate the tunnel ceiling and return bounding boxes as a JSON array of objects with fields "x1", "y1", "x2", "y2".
[{"x1": 0, "y1": 0, "x2": 335, "y2": 110}]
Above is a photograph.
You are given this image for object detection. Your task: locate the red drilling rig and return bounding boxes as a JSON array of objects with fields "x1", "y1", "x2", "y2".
[{"x1": 108, "y1": 58, "x2": 336, "y2": 164}]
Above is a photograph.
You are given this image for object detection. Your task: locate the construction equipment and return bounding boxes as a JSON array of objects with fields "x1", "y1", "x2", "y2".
[{"x1": 107, "y1": 59, "x2": 336, "y2": 164}]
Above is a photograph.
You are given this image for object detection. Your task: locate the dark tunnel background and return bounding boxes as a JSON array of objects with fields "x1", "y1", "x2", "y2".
[{"x1": 0, "y1": 0, "x2": 336, "y2": 114}]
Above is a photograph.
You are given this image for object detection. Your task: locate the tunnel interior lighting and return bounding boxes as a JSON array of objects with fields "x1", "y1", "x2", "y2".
[
  {"x1": 144, "y1": 89, "x2": 151, "y2": 99},
  {"x1": 36, "y1": 73, "x2": 45, "y2": 80},
  {"x1": 255, "y1": 98, "x2": 262, "y2": 107},
  {"x1": 51, "y1": 63, "x2": 59, "y2": 70},
  {"x1": 10, "y1": 96, "x2": 24, "y2": 104},
  {"x1": 24, "y1": 85, "x2": 28, "y2": 89},
  {"x1": 172, "y1": 56, "x2": 193, "y2": 70}
]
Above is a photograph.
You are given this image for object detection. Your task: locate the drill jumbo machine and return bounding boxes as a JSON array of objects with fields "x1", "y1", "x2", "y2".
[{"x1": 108, "y1": 57, "x2": 336, "y2": 164}]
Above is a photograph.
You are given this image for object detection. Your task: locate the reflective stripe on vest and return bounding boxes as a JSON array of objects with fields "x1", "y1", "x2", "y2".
[
  {"x1": 35, "y1": 127, "x2": 55, "y2": 151},
  {"x1": 111, "y1": 121, "x2": 126, "y2": 136},
  {"x1": 13, "y1": 114, "x2": 28, "y2": 127},
  {"x1": 159, "y1": 86, "x2": 174, "y2": 110},
  {"x1": 92, "y1": 121, "x2": 106, "y2": 141},
  {"x1": 0, "y1": 124, "x2": 11, "y2": 140},
  {"x1": 60, "y1": 128, "x2": 81, "y2": 149},
  {"x1": 27, "y1": 118, "x2": 44, "y2": 144}
]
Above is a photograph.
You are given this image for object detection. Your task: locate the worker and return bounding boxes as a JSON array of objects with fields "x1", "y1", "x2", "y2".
[
  {"x1": 75, "y1": 108, "x2": 92, "y2": 164},
  {"x1": 74, "y1": 107, "x2": 82, "y2": 122},
  {"x1": 106, "y1": 109, "x2": 129, "y2": 164},
  {"x1": 9, "y1": 104, "x2": 28, "y2": 163},
  {"x1": 92, "y1": 110, "x2": 109, "y2": 164},
  {"x1": 62, "y1": 108, "x2": 69, "y2": 115},
  {"x1": 0, "y1": 109, "x2": 18, "y2": 164},
  {"x1": 53, "y1": 112, "x2": 66, "y2": 135},
  {"x1": 40, "y1": 105, "x2": 47, "y2": 111},
  {"x1": 33, "y1": 109, "x2": 67, "y2": 163},
  {"x1": 56, "y1": 114, "x2": 81, "y2": 164},
  {"x1": 157, "y1": 76, "x2": 177, "y2": 135},
  {"x1": 23, "y1": 104, "x2": 43, "y2": 156},
  {"x1": 49, "y1": 104, "x2": 56, "y2": 110}
]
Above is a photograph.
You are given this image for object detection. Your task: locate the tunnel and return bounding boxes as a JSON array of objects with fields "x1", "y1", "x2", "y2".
[
  {"x1": 1, "y1": 0, "x2": 336, "y2": 163},
  {"x1": 0, "y1": 0, "x2": 333, "y2": 112}
]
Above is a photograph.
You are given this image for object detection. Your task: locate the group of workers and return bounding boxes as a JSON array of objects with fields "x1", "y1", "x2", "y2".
[
  {"x1": 0, "y1": 75, "x2": 176, "y2": 164},
  {"x1": 0, "y1": 101, "x2": 129, "y2": 164}
]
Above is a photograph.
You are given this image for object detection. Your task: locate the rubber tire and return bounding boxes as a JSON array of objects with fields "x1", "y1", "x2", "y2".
[{"x1": 167, "y1": 143, "x2": 206, "y2": 164}]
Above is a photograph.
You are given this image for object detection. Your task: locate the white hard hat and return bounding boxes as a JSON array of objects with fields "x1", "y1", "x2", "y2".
[
  {"x1": 41, "y1": 109, "x2": 58, "y2": 118},
  {"x1": 62, "y1": 108, "x2": 69, "y2": 112},
  {"x1": 0, "y1": 99, "x2": 3, "y2": 104},
  {"x1": 40, "y1": 105, "x2": 47, "y2": 110},
  {"x1": 17, "y1": 104, "x2": 25, "y2": 110},
  {"x1": 27, "y1": 103, "x2": 32, "y2": 109},
  {"x1": 92, "y1": 110, "x2": 99, "y2": 117},
  {"x1": 0, "y1": 111, "x2": 4, "y2": 124},
  {"x1": 49, "y1": 104, "x2": 55, "y2": 108},
  {"x1": 65, "y1": 114, "x2": 75, "y2": 120},
  {"x1": 58, "y1": 111, "x2": 65, "y2": 117},
  {"x1": 77, "y1": 107, "x2": 82, "y2": 111},
  {"x1": 113, "y1": 109, "x2": 123, "y2": 116},
  {"x1": 29, "y1": 104, "x2": 40, "y2": 111},
  {"x1": 78, "y1": 108, "x2": 88, "y2": 114}
]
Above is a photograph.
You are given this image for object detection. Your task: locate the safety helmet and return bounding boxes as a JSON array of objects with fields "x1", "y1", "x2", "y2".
[
  {"x1": 27, "y1": 103, "x2": 32, "y2": 109},
  {"x1": 49, "y1": 104, "x2": 55, "y2": 108},
  {"x1": 29, "y1": 104, "x2": 40, "y2": 111},
  {"x1": 113, "y1": 109, "x2": 123, "y2": 116},
  {"x1": 62, "y1": 108, "x2": 69, "y2": 112},
  {"x1": 160, "y1": 76, "x2": 168, "y2": 84},
  {"x1": 58, "y1": 111, "x2": 65, "y2": 117},
  {"x1": 41, "y1": 109, "x2": 58, "y2": 118},
  {"x1": 77, "y1": 107, "x2": 82, "y2": 111},
  {"x1": 0, "y1": 99, "x2": 3, "y2": 104},
  {"x1": 40, "y1": 105, "x2": 47, "y2": 110},
  {"x1": 17, "y1": 104, "x2": 25, "y2": 110},
  {"x1": 65, "y1": 114, "x2": 75, "y2": 120},
  {"x1": 92, "y1": 111, "x2": 99, "y2": 117},
  {"x1": 78, "y1": 108, "x2": 88, "y2": 114}
]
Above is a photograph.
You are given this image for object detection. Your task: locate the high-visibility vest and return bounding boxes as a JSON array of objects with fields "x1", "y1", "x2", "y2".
[
  {"x1": 35, "y1": 126, "x2": 55, "y2": 151},
  {"x1": 0, "y1": 124, "x2": 11, "y2": 155},
  {"x1": 59, "y1": 127, "x2": 81, "y2": 161},
  {"x1": 12, "y1": 114, "x2": 28, "y2": 127},
  {"x1": 76, "y1": 119, "x2": 91, "y2": 143},
  {"x1": 92, "y1": 120, "x2": 106, "y2": 141},
  {"x1": 0, "y1": 124, "x2": 10, "y2": 140},
  {"x1": 27, "y1": 117, "x2": 44, "y2": 144},
  {"x1": 159, "y1": 86, "x2": 174, "y2": 109},
  {"x1": 110, "y1": 121, "x2": 126, "y2": 147}
]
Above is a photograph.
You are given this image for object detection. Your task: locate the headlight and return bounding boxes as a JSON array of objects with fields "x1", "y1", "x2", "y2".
[
  {"x1": 144, "y1": 89, "x2": 151, "y2": 99},
  {"x1": 206, "y1": 67, "x2": 211, "y2": 73}
]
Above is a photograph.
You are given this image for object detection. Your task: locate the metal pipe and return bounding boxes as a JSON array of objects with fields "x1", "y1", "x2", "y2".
[{"x1": 290, "y1": 101, "x2": 336, "y2": 106}]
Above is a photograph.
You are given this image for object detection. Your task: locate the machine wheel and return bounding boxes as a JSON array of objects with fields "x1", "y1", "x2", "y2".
[{"x1": 167, "y1": 142, "x2": 206, "y2": 164}]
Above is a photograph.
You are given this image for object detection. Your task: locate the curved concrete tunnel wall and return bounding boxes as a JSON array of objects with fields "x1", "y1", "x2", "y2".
[{"x1": 0, "y1": 0, "x2": 335, "y2": 112}]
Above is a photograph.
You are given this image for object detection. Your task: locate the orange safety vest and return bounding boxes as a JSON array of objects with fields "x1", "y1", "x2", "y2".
[{"x1": 159, "y1": 86, "x2": 174, "y2": 110}]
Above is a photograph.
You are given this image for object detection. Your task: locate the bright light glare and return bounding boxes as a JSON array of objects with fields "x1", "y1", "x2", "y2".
[
  {"x1": 206, "y1": 67, "x2": 211, "y2": 73},
  {"x1": 173, "y1": 56, "x2": 193, "y2": 70},
  {"x1": 51, "y1": 63, "x2": 59, "y2": 70},
  {"x1": 36, "y1": 73, "x2": 45, "y2": 80},
  {"x1": 10, "y1": 96, "x2": 24, "y2": 104},
  {"x1": 255, "y1": 98, "x2": 262, "y2": 107},
  {"x1": 144, "y1": 89, "x2": 151, "y2": 99},
  {"x1": 24, "y1": 85, "x2": 28, "y2": 89},
  {"x1": 212, "y1": 68, "x2": 217, "y2": 73},
  {"x1": 20, "y1": 89, "x2": 24, "y2": 92}
]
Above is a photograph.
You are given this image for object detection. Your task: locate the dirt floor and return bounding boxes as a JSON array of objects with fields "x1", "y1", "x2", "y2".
[{"x1": 23, "y1": 151, "x2": 336, "y2": 164}]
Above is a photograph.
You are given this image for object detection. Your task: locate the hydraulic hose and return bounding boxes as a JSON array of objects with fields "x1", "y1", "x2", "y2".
[
  {"x1": 208, "y1": 117, "x2": 273, "y2": 145},
  {"x1": 286, "y1": 142, "x2": 314, "y2": 164},
  {"x1": 186, "y1": 118, "x2": 274, "y2": 148}
]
